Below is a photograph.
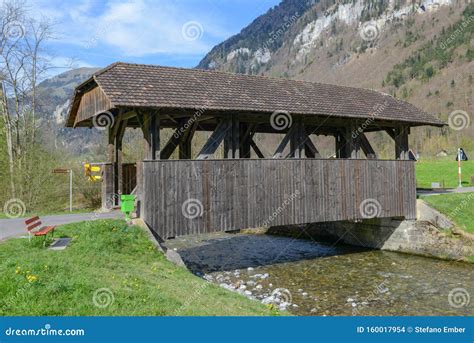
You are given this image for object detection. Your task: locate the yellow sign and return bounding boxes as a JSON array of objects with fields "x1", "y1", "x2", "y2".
[{"x1": 84, "y1": 163, "x2": 102, "y2": 182}]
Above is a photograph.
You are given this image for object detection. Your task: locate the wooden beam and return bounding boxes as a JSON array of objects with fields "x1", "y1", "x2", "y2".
[
  {"x1": 239, "y1": 123, "x2": 254, "y2": 158},
  {"x1": 224, "y1": 114, "x2": 240, "y2": 158},
  {"x1": 179, "y1": 121, "x2": 197, "y2": 159},
  {"x1": 273, "y1": 125, "x2": 297, "y2": 158},
  {"x1": 290, "y1": 119, "x2": 305, "y2": 158},
  {"x1": 394, "y1": 126, "x2": 409, "y2": 160},
  {"x1": 304, "y1": 137, "x2": 321, "y2": 158},
  {"x1": 335, "y1": 132, "x2": 346, "y2": 158},
  {"x1": 149, "y1": 113, "x2": 160, "y2": 160},
  {"x1": 249, "y1": 138, "x2": 264, "y2": 158},
  {"x1": 196, "y1": 119, "x2": 231, "y2": 159},
  {"x1": 384, "y1": 128, "x2": 396, "y2": 140},
  {"x1": 344, "y1": 122, "x2": 361, "y2": 158},
  {"x1": 161, "y1": 130, "x2": 184, "y2": 160},
  {"x1": 359, "y1": 133, "x2": 376, "y2": 159}
]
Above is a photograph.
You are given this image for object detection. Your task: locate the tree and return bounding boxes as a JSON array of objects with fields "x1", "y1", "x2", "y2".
[{"x1": 0, "y1": 0, "x2": 53, "y2": 201}]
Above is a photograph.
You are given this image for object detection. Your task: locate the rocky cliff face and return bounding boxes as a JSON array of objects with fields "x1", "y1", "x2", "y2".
[{"x1": 198, "y1": 0, "x2": 473, "y2": 156}]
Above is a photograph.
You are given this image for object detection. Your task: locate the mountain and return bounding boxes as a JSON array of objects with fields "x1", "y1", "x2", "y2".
[
  {"x1": 198, "y1": 0, "x2": 473, "y2": 157},
  {"x1": 36, "y1": 67, "x2": 101, "y2": 154}
]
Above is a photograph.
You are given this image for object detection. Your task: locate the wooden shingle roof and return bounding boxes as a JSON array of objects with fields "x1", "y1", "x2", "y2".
[{"x1": 66, "y1": 62, "x2": 444, "y2": 127}]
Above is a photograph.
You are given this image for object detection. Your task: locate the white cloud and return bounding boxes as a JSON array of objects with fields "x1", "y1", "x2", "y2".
[{"x1": 32, "y1": 0, "x2": 229, "y2": 57}]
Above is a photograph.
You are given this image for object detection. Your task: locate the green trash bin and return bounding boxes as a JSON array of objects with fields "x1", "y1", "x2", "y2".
[{"x1": 121, "y1": 194, "x2": 136, "y2": 221}]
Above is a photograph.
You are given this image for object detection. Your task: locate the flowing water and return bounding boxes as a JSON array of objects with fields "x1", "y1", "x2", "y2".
[{"x1": 165, "y1": 232, "x2": 474, "y2": 316}]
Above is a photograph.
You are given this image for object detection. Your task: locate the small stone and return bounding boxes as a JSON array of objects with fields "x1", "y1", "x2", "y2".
[
  {"x1": 302, "y1": 292, "x2": 308, "y2": 296},
  {"x1": 256, "y1": 285, "x2": 263, "y2": 290},
  {"x1": 347, "y1": 298, "x2": 354, "y2": 302},
  {"x1": 244, "y1": 290, "x2": 252, "y2": 296},
  {"x1": 247, "y1": 267, "x2": 254, "y2": 271},
  {"x1": 298, "y1": 289, "x2": 303, "y2": 292}
]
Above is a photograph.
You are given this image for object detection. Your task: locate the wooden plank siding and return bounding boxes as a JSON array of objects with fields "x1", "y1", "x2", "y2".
[
  {"x1": 75, "y1": 86, "x2": 113, "y2": 126},
  {"x1": 140, "y1": 159, "x2": 416, "y2": 239}
]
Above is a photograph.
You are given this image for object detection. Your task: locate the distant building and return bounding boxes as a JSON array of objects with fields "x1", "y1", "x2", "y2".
[{"x1": 436, "y1": 149, "x2": 448, "y2": 157}]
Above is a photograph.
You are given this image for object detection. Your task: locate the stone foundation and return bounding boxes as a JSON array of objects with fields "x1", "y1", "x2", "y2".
[{"x1": 267, "y1": 218, "x2": 473, "y2": 262}]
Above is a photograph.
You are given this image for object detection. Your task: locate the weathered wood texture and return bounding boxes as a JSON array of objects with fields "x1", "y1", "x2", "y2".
[
  {"x1": 122, "y1": 163, "x2": 137, "y2": 195},
  {"x1": 75, "y1": 86, "x2": 113, "y2": 125},
  {"x1": 101, "y1": 162, "x2": 137, "y2": 209},
  {"x1": 101, "y1": 163, "x2": 114, "y2": 209},
  {"x1": 141, "y1": 159, "x2": 416, "y2": 239}
]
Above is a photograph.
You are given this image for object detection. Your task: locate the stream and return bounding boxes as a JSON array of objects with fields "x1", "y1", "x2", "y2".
[{"x1": 165, "y1": 231, "x2": 473, "y2": 316}]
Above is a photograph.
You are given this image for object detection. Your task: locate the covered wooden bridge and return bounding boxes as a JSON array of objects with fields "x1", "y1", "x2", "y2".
[{"x1": 66, "y1": 62, "x2": 444, "y2": 239}]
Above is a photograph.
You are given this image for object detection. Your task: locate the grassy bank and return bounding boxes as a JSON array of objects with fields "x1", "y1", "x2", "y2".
[
  {"x1": 421, "y1": 193, "x2": 474, "y2": 234},
  {"x1": 416, "y1": 160, "x2": 474, "y2": 188},
  {"x1": 0, "y1": 220, "x2": 276, "y2": 316}
]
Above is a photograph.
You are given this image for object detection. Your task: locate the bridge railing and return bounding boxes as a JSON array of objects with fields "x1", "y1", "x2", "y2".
[{"x1": 137, "y1": 158, "x2": 416, "y2": 239}]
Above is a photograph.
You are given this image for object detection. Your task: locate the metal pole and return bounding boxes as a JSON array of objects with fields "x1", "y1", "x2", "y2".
[
  {"x1": 70, "y1": 170, "x2": 73, "y2": 211},
  {"x1": 458, "y1": 148, "x2": 462, "y2": 188}
]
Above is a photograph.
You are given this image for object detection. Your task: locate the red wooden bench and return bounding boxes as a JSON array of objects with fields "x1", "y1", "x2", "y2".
[{"x1": 24, "y1": 216, "x2": 55, "y2": 245}]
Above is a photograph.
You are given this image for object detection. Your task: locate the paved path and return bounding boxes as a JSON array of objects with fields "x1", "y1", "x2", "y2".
[
  {"x1": 0, "y1": 211, "x2": 122, "y2": 241},
  {"x1": 417, "y1": 186, "x2": 474, "y2": 196}
]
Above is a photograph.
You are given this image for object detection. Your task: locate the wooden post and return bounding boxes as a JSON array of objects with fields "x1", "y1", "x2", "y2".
[
  {"x1": 341, "y1": 122, "x2": 361, "y2": 158},
  {"x1": 240, "y1": 123, "x2": 251, "y2": 158},
  {"x1": 224, "y1": 114, "x2": 240, "y2": 158},
  {"x1": 335, "y1": 132, "x2": 346, "y2": 158},
  {"x1": 179, "y1": 120, "x2": 196, "y2": 159},
  {"x1": 149, "y1": 112, "x2": 160, "y2": 160},
  {"x1": 290, "y1": 118, "x2": 304, "y2": 158},
  {"x1": 395, "y1": 126, "x2": 409, "y2": 160}
]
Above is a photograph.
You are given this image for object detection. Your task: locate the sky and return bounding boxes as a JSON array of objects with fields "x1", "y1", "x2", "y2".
[{"x1": 28, "y1": 0, "x2": 281, "y2": 75}]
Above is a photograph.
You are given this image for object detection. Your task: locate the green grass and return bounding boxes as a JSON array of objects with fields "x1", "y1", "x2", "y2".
[
  {"x1": 416, "y1": 160, "x2": 474, "y2": 188},
  {"x1": 0, "y1": 220, "x2": 277, "y2": 316},
  {"x1": 421, "y1": 193, "x2": 474, "y2": 234}
]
